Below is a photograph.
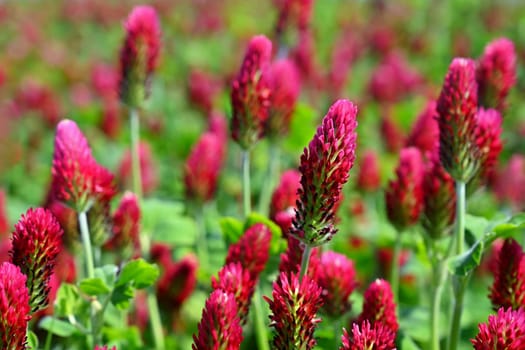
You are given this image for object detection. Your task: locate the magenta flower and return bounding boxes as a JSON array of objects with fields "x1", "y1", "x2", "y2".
[
  {"x1": 212, "y1": 262, "x2": 256, "y2": 325},
  {"x1": 0, "y1": 189, "x2": 8, "y2": 237},
  {"x1": 385, "y1": 147, "x2": 424, "y2": 231},
  {"x1": 380, "y1": 114, "x2": 405, "y2": 154},
  {"x1": 187, "y1": 69, "x2": 221, "y2": 113},
  {"x1": 476, "y1": 37, "x2": 517, "y2": 112},
  {"x1": 421, "y1": 151, "x2": 456, "y2": 239},
  {"x1": 314, "y1": 251, "x2": 357, "y2": 316},
  {"x1": 472, "y1": 307, "x2": 525, "y2": 350},
  {"x1": 104, "y1": 192, "x2": 141, "y2": 258},
  {"x1": 357, "y1": 279, "x2": 399, "y2": 334},
  {"x1": 265, "y1": 272, "x2": 323, "y2": 350},
  {"x1": 184, "y1": 132, "x2": 225, "y2": 203},
  {"x1": 51, "y1": 119, "x2": 116, "y2": 213},
  {"x1": 192, "y1": 290, "x2": 243, "y2": 350},
  {"x1": 489, "y1": 238, "x2": 525, "y2": 310},
  {"x1": 266, "y1": 59, "x2": 300, "y2": 138},
  {"x1": 494, "y1": 155, "x2": 525, "y2": 211},
  {"x1": 278, "y1": 235, "x2": 320, "y2": 275},
  {"x1": 94, "y1": 346, "x2": 117, "y2": 350},
  {"x1": 473, "y1": 108, "x2": 503, "y2": 182},
  {"x1": 436, "y1": 58, "x2": 479, "y2": 182},
  {"x1": 119, "y1": 5, "x2": 161, "y2": 107},
  {"x1": 230, "y1": 35, "x2": 272, "y2": 149},
  {"x1": 10, "y1": 208, "x2": 63, "y2": 312},
  {"x1": 270, "y1": 169, "x2": 301, "y2": 234},
  {"x1": 292, "y1": 99, "x2": 358, "y2": 246},
  {"x1": 405, "y1": 101, "x2": 439, "y2": 155},
  {"x1": 157, "y1": 254, "x2": 198, "y2": 311},
  {"x1": 225, "y1": 223, "x2": 271, "y2": 278},
  {"x1": 340, "y1": 321, "x2": 396, "y2": 350},
  {"x1": 0, "y1": 262, "x2": 31, "y2": 349},
  {"x1": 356, "y1": 150, "x2": 381, "y2": 193}
]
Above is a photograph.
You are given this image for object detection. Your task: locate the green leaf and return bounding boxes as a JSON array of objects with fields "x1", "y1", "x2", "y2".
[
  {"x1": 54, "y1": 283, "x2": 81, "y2": 317},
  {"x1": 399, "y1": 334, "x2": 422, "y2": 350},
  {"x1": 79, "y1": 277, "x2": 111, "y2": 296},
  {"x1": 110, "y1": 284, "x2": 135, "y2": 310},
  {"x1": 39, "y1": 316, "x2": 80, "y2": 337},
  {"x1": 465, "y1": 214, "x2": 489, "y2": 242},
  {"x1": 116, "y1": 258, "x2": 159, "y2": 289},
  {"x1": 283, "y1": 102, "x2": 317, "y2": 155},
  {"x1": 447, "y1": 239, "x2": 484, "y2": 276},
  {"x1": 487, "y1": 214, "x2": 525, "y2": 244},
  {"x1": 220, "y1": 216, "x2": 244, "y2": 245},
  {"x1": 27, "y1": 330, "x2": 38, "y2": 350},
  {"x1": 245, "y1": 212, "x2": 285, "y2": 254}
]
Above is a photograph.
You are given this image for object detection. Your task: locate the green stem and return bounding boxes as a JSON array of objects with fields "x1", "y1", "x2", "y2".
[
  {"x1": 130, "y1": 108, "x2": 143, "y2": 201},
  {"x1": 447, "y1": 277, "x2": 467, "y2": 350},
  {"x1": 455, "y1": 181, "x2": 466, "y2": 255},
  {"x1": 430, "y1": 258, "x2": 446, "y2": 350},
  {"x1": 252, "y1": 285, "x2": 270, "y2": 350},
  {"x1": 44, "y1": 320, "x2": 53, "y2": 350},
  {"x1": 147, "y1": 292, "x2": 165, "y2": 350},
  {"x1": 390, "y1": 232, "x2": 402, "y2": 304},
  {"x1": 195, "y1": 204, "x2": 209, "y2": 271},
  {"x1": 242, "y1": 150, "x2": 251, "y2": 218},
  {"x1": 257, "y1": 144, "x2": 279, "y2": 216},
  {"x1": 300, "y1": 245, "x2": 313, "y2": 280}
]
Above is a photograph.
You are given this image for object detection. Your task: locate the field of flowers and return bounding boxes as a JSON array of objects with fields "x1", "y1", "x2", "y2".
[{"x1": 1, "y1": 0, "x2": 525, "y2": 349}]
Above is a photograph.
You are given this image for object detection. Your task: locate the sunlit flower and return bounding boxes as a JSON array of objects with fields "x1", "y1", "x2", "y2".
[
  {"x1": 340, "y1": 321, "x2": 396, "y2": 350},
  {"x1": 472, "y1": 307, "x2": 525, "y2": 350}
]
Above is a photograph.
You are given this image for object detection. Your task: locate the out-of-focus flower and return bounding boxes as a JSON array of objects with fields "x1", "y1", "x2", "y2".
[
  {"x1": 380, "y1": 114, "x2": 405, "y2": 154},
  {"x1": 225, "y1": 223, "x2": 271, "y2": 279},
  {"x1": 266, "y1": 59, "x2": 300, "y2": 139},
  {"x1": 290, "y1": 29, "x2": 323, "y2": 88},
  {"x1": 10, "y1": 208, "x2": 63, "y2": 312},
  {"x1": 157, "y1": 254, "x2": 198, "y2": 311},
  {"x1": 212, "y1": 262, "x2": 255, "y2": 325},
  {"x1": 405, "y1": 101, "x2": 439, "y2": 155},
  {"x1": 357, "y1": 279, "x2": 398, "y2": 334},
  {"x1": 184, "y1": 132, "x2": 225, "y2": 203},
  {"x1": 376, "y1": 247, "x2": 411, "y2": 280},
  {"x1": 270, "y1": 170, "x2": 301, "y2": 234},
  {"x1": 187, "y1": 69, "x2": 221, "y2": 114},
  {"x1": 473, "y1": 108, "x2": 503, "y2": 183},
  {"x1": 192, "y1": 290, "x2": 243, "y2": 350},
  {"x1": 0, "y1": 189, "x2": 8, "y2": 237},
  {"x1": 313, "y1": 251, "x2": 357, "y2": 316},
  {"x1": 471, "y1": 307, "x2": 525, "y2": 350},
  {"x1": 91, "y1": 63, "x2": 119, "y2": 101},
  {"x1": 118, "y1": 141, "x2": 158, "y2": 196},
  {"x1": 100, "y1": 100, "x2": 122, "y2": 139},
  {"x1": 476, "y1": 37, "x2": 517, "y2": 112},
  {"x1": 104, "y1": 192, "x2": 141, "y2": 259},
  {"x1": 119, "y1": 5, "x2": 161, "y2": 108},
  {"x1": 274, "y1": 0, "x2": 314, "y2": 38},
  {"x1": 421, "y1": 151, "x2": 456, "y2": 239},
  {"x1": 51, "y1": 119, "x2": 116, "y2": 213},
  {"x1": 488, "y1": 238, "x2": 525, "y2": 311},
  {"x1": 436, "y1": 58, "x2": 479, "y2": 182},
  {"x1": 278, "y1": 235, "x2": 320, "y2": 275},
  {"x1": 230, "y1": 35, "x2": 272, "y2": 149},
  {"x1": 265, "y1": 272, "x2": 323, "y2": 350},
  {"x1": 94, "y1": 346, "x2": 117, "y2": 350},
  {"x1": 340, "y1": 321, "x2": 396, "y2": 350},
  {"x1": 15, "y1": 81, "x2": 62, "y2": 127},
  {"x1": 292, "y1": 99, "x2": 358, "y2": 246},
  {"x1": 150, "y1": 242, "x2": 172, "y2": 269},
  {"x1": 494, "y1": 155, "x2": 525, "y2": 211},
  {"x1": 385, "y1": 147, "x2": 424, "y2": 231},
  {"x1": 356, "y1": 150, "x2": 381, "y2": 192},
  {"x1": 0, "y1": 262, "x2": 31, "y2": 349}
]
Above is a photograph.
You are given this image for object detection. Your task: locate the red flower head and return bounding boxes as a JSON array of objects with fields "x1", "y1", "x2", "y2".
[
  {"x1": 119, "y1": 5, "x2": 161, "y2": 108},
  {"x1": 150, "y1": 242, "x2": 172, "y2": 269},
  {"x1": 340, "y1": 321, "x2": 396, "y2": 350},
  {"x1": 473, "y1": 108, "x2": 503, "y2": 182},
  {"x1": 230, "y1": 35, "x2": 272, "y2": 149},
  {"x1": 357, "y1": 279, "x2": 398, "y2": 333},
  {"x1": 0, "y1": 262, "x2": 31, "y2": 349},
  {"x1": 405, "y1": 101, "x2": 439, "y2": 155},
  {"x1": 380, "y1": 114, "x2": 405, "y2": 154},
  {"x1": 187, "y1": 69, "x2": 221, "y2": 113},
  {"x1": 291, "y1": 29, "x2": 322, "y2": 87},
  {"x1": 10, "y1": 208, "x2": 63, "y2": 312},
  {"x1": 385, "y1": 147, "x2": 424, "y2": 231},
  {"x1": 494, "y1": 155, "x2": 525, "y2": 211},
  {"x1": 270, "y1": 169, "x2": 301, "y2": 233},
  {"x1": 436, "y1": 58, "x2": 479, "y2": 182},
  {"x1": 104, "y1": 192, "x2": 141, "y2": 259},
  {"x1": 356, "y1": 150, "x2": 381, "y2": 193},
  {"x1": 0, "y1": 189, "x2": 8, "y2": 237},
  {"x1": 15, "y1": 81, "x2": 62, "y2": 127},
  {"x1": 472, "y1": 307, "x2": 525, "y2": 350},
  {"x1": 278, "y1": 235, "x2": 320, "y2": 275},
  {"x1": 212, "y1": 262, "x2": 256, "y2": 325},
  {"x1": 421, "y1": 151, "x2": 456, "y2": 239},
  {"x1": 292, "y1": 99, "x2": 358, "y2": 246},
  {"x1": 91, "y1": 63, "x2": 119, "y2": 102},
  {"x1": 476, "y1": 37, "x2": 517, "y2": 112},
  {"x1": 314, "y1": 251, "x2": 357, "y2": 316},
  {"x1": 157, "y1": 254, "x2": 198, "y2": 311},
  {"x1": 376, "y1": 247, "x2": 411, "y2": 280},
  {"x1": 51, "y1": 119, "x2": 116, "y2": 213},
  {"x1": 184, "y1": 132, "x2": 225, "y2": 203},
  {"x1": 192, "y1": 290, "x2": 243, "y2": 350},
  {"x1": 489, "y1": 238, "x2": 525, "y2": 310},
  {"x1": 274, "y1": 0, "x2": 314, "y2": 39},
  {"x1": 226, "y1": 223, "x2": 271, "y2": 279},
  {"x1": 265, "y1": 272, "x2": 323, "y2": 350},
  {"x1": 266, "y1": 59, "x2": 300, "y2": 138},
  {"x1": 94, "y1": 346, "x2": 117, "y2": 350},
  {"x1": 118, "y1": 141, "x2": 158, "y2": 196}
]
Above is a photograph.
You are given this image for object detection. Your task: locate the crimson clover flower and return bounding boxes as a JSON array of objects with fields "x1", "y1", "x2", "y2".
[
  {"x1": 157, "y1": 254, "x2": 198, "y2": 312},
  {"x1": 270, "y1": 169, "x2": 301, "y2": 235},
  {"x1": 192, "y1": 290, "x2": 243, "y2": 350},
  {"x1": 436, "y1": 58, "x2": 479, "y2": 182},
  {"x1": 265, "y1": 272, "x2": 323, "y2": 350},
  {"x1": 489, "y1": 238, "x2": 525, "y2": 310},
  {"x1": 291, "y1": 99, "x2": 358, "y2": 246},
  {"x1": 104, "y1": 191, "x2": 141, "y2": 259},
  {"x1": 356, "y1": 150, "x2": 381, "y2": 193},
  {"x1": 230, "y1": 35, "x2": 272, "y2": 149},
  {"x1": 385, "y1": 147, "x2": 424, "y2": 231},
  {"x1": 10, "y1": 207, "x2": 63, "y2": 312},
  {"x1": 357, "y1": 279, "x2": 399, "y2": 334},
  {"x1": 212, "y1": 262, "x2": 256, "y2": 325},
  {"x1": 119, "y1": 5, "x2": 161, "y2": 108},
  {"x1": 473, "y1": 108, "x2": 503, "y2": 183},
  {"x1": 340, "y1": 320, "x2": 396, "y2": 350},
  {"x1": 405, "y1": 100, "x2": 439, "y2": 155},
  {"x1": 117, "y1": 141, "x2": 158, "y2": 196},
  {"x1": 0, "y1": 262, "x2": 31, "y2": 349},
  {"x1": 51, "y1": 119, "x2": 116, "y2": 213},
  {"x1": 472, "y1": 307, "x2": 525, "y2": 350},
  {"x1": 476, "y1": 37, "x2": 517, "y2": 112}
]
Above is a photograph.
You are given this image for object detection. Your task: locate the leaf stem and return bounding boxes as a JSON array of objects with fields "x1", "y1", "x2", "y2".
[
  {"x1": 130, "y1": 108, "x2": 143, "y2": 201},
  {"x1": 390, "y1": 232, "x2": 402, "y2": 304},
  {"x1": 252, "y1": 286, "x2": 270, "y2": 350},
  {"x1": 300, "y1": 244, "x2": 313, "y2": 281},
  {"x1": 147, "y1": 291, "x2": 165, "y2": 350}
]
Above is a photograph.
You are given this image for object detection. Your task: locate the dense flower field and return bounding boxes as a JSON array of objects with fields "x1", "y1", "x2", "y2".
[{"x1": 1, "y1": 0, "x2": 525, "y2": 349}]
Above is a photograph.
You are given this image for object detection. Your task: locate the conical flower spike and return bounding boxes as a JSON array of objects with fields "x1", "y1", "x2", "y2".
[
  {"x1": 357, "y1": 279, "x2": 399, "y2": 334},
  {"x1": 340, "y1": 321, "x2": 396, "y2": 350},
  {"x1": 472, "y1": 307, "x2": 525, "y2": 350}
]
